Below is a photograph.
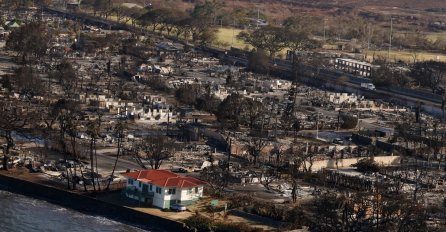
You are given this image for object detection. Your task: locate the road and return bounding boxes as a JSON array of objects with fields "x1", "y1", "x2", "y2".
[
  {"x1": 0, "y1": 49, "x2": 18, "y2": 76},
  {"x1": 95, "y1": 148, "x2": 141, "y2": 174}
]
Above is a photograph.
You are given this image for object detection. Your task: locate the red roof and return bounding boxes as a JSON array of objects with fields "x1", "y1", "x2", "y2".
[{"x1": 122, "y1": 169, "x2": 207, "y2": 188}]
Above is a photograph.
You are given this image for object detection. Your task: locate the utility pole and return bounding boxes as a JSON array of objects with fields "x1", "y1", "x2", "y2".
[
  {"x1": 323, "y1": 19, "x2": 326, "y2": 41},
  {"x1": 231, "y1": 0, "x2": 235, "y2": 47},
  {"x1": 367, "y1": 25, "x2": 371, "y2": 50},
  {"x1": 388, "y1": 17, "x2": 393, "y2": 59},
  {"x1": 257, "y1": 8, "x2": 260, "y2": 29},
  {"x1": 316, "y1": 112, "x2": 319, "y2": 139},
  {"x1": 227, "y1": 138, "x2": 232, "y2": 170},
  {"x1": 231, "y1": 18, "x2": 235, "y2": 47},
  {"x1": 166, "y1": 110, "x2": 170, "y2": 136}
]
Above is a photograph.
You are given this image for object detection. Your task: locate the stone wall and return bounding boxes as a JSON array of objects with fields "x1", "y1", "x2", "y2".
[
  {"x1": 0, "y1": 173, "x2": 184, "y2": 232},
  {"x1": 304, "y1": 155, "x2": 401, "y2": 172}
]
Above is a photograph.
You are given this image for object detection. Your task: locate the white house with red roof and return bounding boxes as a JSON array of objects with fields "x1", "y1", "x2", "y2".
[{"x1": 122, "y1": 169, "x2": 206, "y2": 209}]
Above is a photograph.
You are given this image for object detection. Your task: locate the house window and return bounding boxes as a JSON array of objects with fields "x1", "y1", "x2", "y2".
[
  {"x1": 139, "y1": 182, "x2": 142, "y2": 188},
  {"x1": 156, "y1": 187, "x2": 162, "y2": 194},
  {"x1": 128, "y1": 179, "x2": 134, "y2": 185},
  {"x1": 149, "y1": 184, "x2": 153, "y2": 191},
  {"x1": 142, "y1": 184, "x2": 148, "y2": 192},
  {"x1": 168, "y1": 188, "x2": 176, "y2": 195},
  {"x1": 194, "y1": 187, "x2": 198, "y2": 193},
  {"x1": 188, "y1": 188, "x2": 192, "y2": 194}
]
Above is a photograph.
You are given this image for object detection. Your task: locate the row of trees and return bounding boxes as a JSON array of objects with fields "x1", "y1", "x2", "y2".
[
  {"x1": 82, "y1": 0, "x2": 221, "y2": 45},
  {"x1": 309, "y1": 191, "x2": 428, "y2": 232},
  {"x1": 237, "y1": 16, "x2": 318, "y2": 58},
  {"x1": 1, "y1": 18, "x2": 104, "y2": 191},
  {"x1": 371, "y1": 60, "x2": 446, "y2": 94},
  {"x1": 174, "y1": 84, "x2": 221, "y2": 114},
  {"x1": 15, "y1": 0, "x2": 446, "y2": 52}
]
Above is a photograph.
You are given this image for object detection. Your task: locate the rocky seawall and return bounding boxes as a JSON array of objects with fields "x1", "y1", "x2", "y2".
[{"x1": 0, "y1": 173, "x2": 185, "y2": 232}]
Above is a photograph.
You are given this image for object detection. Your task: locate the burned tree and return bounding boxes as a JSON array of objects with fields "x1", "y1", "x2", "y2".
[
  {"x1": 135, "y1": 135, "x2": 176, "y2": 170},
  {"x1": 247, "y1": 137, "x2": 267, "y2": 165},
  {"x1": 86, "y1": 117, "x2": 102, "y2": 192},
  {"x1": 200, "y1": 164, "x2": 229, "y2": 197},
  {"x1": 244, "y1": 98, "x2": 266, "y2": 131},
  {"x1": 6, "y1": 21, "x2": 52, "y2": 65},
  {"x1": 106, "y1": 119, "x2": 126, "y2": 190},
  {"x1": 0, "y1": 100, "x2": 28, "y2": 170},
  {"x1": 217, "y1": 93, "x2": 245, "y2": 129},
  {"x1": 253, "y1": 165, "x2": 277, "y2": 190},
  {"x1": 12, "y1": 66, "x2": 44, "y2": 100},
  {"x1": 49, "y1": 60, "x2": 77, "y2": 96},
  {"x1": 410, "y1": 61, "x2": 446, "y2": 94},
  {"x1": 269, "y1": 143, "x2": 286, "y2": 166},
  {"x1": 57, "y1": 100, "x2": 81, "y2": 189}
]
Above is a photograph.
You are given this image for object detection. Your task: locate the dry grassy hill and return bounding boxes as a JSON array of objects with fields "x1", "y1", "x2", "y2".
[{"x1": 116, "y1": 0, "x2": 446, "y2": 26}]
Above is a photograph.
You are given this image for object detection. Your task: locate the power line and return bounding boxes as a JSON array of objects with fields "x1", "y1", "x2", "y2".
[{"x1": 388, "y1": 16, "x2": 393, "y2": 60}]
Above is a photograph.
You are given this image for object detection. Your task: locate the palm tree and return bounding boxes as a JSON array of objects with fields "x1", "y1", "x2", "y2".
[{"x1": 106, "y1": 118, "x2": 125, "y2": 190}]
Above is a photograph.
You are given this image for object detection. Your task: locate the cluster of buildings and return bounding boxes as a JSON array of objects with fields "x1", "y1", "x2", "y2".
[
  {"x1": 77, "y1": 93, "x2": 176, "y2": 124},
  {"x1": 2, "y1": 7, "x2": 446, "y2": 230}
]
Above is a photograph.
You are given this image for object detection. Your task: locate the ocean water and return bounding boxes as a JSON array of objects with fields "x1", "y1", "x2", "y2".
[{"x1": 0, "y1": 190, "x2": 149, "y2": 232}]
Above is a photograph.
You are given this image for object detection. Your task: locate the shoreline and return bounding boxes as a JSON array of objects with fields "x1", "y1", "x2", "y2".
[{"x1": 0, "y1": 172, "x2": 186, "y2": 232}]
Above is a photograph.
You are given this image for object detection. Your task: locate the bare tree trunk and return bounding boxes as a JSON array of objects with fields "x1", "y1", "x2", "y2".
[
  {"x1": 107, "y1": 128, "x2": 122, "y2": 190},
  {"x1": 71, "y1": 136, "x2": 77, "y2": 190},
  {"x1": 291, "y1": 179, "x2": 298, "y2": 203},
  {"x1": 2, "y1": 133, "x2": 13, "y2": 170},
  {"x1": 94, "y1": 139, "x2": 101, "y2": 191},
  {"x1": 60, "y1": 129, "x2": 71, "y2": 189},
  {"x1": 89, "y1": 137, "x2": 96, "y2": 192},
  {"x1": 79, "y1": 163, "x2": 88, "y2": 192}
]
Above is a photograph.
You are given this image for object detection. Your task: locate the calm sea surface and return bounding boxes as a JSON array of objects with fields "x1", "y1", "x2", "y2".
[{"x1": 0, "y1": 190, "x2": 148, "y2": 232}]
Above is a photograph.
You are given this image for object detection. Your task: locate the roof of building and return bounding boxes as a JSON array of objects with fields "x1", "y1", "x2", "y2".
[
  {"x1": 335, "y1": 58, "x2": 379, "y2": 68},
  {"x1": 155, "y1": 42, "x2": 184, "y2": 52},
  {"x1": 122, "y1": 169, "x2": 207, "y2": 188},
  {"x1": 4, "y1": 20, "x2": 21, "y2": 28}
]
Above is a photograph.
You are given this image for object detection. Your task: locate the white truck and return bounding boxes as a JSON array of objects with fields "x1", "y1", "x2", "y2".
[{"x1": 360, "y1": 83, "x2": 376, "y2": 91}]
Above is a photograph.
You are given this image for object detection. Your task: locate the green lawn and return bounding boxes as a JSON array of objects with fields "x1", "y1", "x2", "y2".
[
  {"x1": 364, "y1": 50, "x2": 446, "y2": 63},
  {"x1": 99, "y1": 14, "x2": 446, "y2": 62},
  {"x1": 101, "y1": 15, "x2": 249, "y2": 49},
  {"x1": 425, "y1": 32, "x2": 446, "y2": 42},
  {"x1": 214, "y1": 27, "x2": 250, "y2": 49}
]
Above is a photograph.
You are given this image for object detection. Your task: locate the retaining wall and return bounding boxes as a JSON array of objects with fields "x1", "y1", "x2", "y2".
[
  {"x1": 0, "y1": 173, "x2": 185, "y2": 232},
  {"x1": 304, "y1": 155, "x2": 401, "y2": 172}
]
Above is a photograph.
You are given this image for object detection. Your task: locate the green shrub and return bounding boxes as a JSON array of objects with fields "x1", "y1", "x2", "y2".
[
  {"x1": 215, "y1": 222, "x2": 263, "y2": 232},
  {"x1": 227, "y1": 194, "x2": 254, "y2": 209},
  {"x1": 352, "y1": 158, "x2": 380, "y2": 173},
  {"x1": 184, "y1": 213, "x2": 216, "y2": 232},
  {"x1": 184, "y1": 213, "x2": 263, "y2": 232},
  {"x1": 340, "y1": 114, "x2": 358, "y2": 129}
]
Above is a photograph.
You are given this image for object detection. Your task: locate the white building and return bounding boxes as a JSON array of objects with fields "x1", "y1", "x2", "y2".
[
  {"x1": 132, "y1": 106, "x2": 175, "y2": 123},
  {"x1": 212, "y1": 87, "x2": 230, "y2": 100},
  {"x1": 329, "y1": 93, "x2": 362, "y2": 104},
  {"x1": 334, "y1": 58, "x2": 379, "y2": 77},
  {"x1": 122, "y1": 170, "x2": 206, "y2": 209},
  {"x1": 261, "y1": 80, "x2": 292, "y2": 90}
]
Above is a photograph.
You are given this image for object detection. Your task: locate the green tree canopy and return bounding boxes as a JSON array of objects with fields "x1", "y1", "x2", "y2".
[{"x1": 6, "y1": 21, "x2": 52, "y2": 64}]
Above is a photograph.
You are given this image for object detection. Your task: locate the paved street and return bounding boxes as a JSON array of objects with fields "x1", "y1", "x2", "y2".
[{"x1": 95, "y1": 148, "x2": 142, "y2": 174}]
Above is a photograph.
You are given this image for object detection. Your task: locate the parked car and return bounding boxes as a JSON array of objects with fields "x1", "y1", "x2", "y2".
[
  {"x1": 333, "y1": 138, "x2": 343, "y2": 144},
  {"x1": 172, "y1": 167, "x2": 188, "y2": 173},
  {"x1": 170, "y1": 204, "x2": 187, "y2": 212}
]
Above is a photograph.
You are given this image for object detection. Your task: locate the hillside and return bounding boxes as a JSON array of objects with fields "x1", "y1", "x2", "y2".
[
  {"x1": 131, "y1": 0, "x2": 446, "y2": 22},
  {"x1": 258, "y1": 0, "x2": 446, "y2": 10}
]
